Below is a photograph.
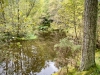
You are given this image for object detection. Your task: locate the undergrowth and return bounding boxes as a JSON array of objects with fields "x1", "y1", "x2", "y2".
[{"x1": 52, "y1": 50, "x2": 100, "y2": 75}]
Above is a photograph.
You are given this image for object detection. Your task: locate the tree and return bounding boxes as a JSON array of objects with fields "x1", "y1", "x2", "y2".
[
  {"x1": 80, "y1": 0, "x2": 98, "y2": 71},
  {"x1": 51, "y1": 0, "x2": 83, "y2": 40}
]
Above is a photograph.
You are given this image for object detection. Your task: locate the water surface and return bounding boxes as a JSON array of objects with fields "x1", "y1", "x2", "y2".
[{"x1": 0, "y1": 40, "x2": 58, "y2": 75}]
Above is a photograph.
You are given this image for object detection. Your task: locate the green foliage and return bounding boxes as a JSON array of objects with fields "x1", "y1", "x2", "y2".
[
  {"x1": 54, "y1": 37, "x2": 81, "y2": 70},
  {"x1": 0, "y1": 0, "x2": 42, "y2": 39},
  {"x1": 53, "y1": 50, "x2": 100, "y2": 75},
  {"x1": 26, "y1": 34, "x2": 38, "y2": 40},
  {"x1": 51, "y1": 0, "x2": 84, "y2": 38},
  {"x1": 0, "y1": 0, "x2": 100, "y2": 74},
  {"x1": 54, "y1": 37, "x2": 81, "y2": 51},
  {"x1": 0, "y1": 0, "x2": 84, "y2": 41},
  {"x1": 16, "y1": 42, "x2": 22, "y2": 48}
]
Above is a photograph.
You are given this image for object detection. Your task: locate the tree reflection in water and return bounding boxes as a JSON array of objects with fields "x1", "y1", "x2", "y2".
[{"x1": 0, "y1": 40, "x2": 58, "y2": 75}]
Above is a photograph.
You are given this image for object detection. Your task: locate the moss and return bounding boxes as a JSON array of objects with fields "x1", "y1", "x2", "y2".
[
  {"x1": 52, "y1": 72, "x2": 58, "y2": 75},
  {"x1": 95, "y1": 50, "x2": 100, "y2": 70}
]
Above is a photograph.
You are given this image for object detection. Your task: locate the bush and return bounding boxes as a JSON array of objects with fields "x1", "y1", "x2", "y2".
[{"x1": 54, "y1": 37, "x2": 81, "y2": 72}]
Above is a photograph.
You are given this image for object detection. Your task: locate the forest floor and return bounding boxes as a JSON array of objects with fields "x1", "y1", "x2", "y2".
[{"x1": 52, "y1": 50, "x2": 100, "y2": 75}]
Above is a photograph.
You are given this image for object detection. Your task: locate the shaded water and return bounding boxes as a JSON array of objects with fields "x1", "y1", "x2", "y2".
[{"x1": 0, "y1": 40, "x2": 58, "y2": 75}]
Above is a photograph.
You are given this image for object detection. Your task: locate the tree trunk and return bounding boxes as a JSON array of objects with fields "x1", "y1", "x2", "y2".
[{"x1": 80, "y1": 0, "x2": 98, "y2": 71}]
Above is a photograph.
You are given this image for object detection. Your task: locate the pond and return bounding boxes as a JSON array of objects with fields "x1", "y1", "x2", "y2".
[{"x1": 0, "y1": 40, "x2": 58, "y2": 75}]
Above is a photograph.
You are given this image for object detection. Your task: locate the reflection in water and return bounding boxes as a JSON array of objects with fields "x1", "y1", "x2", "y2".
[
  {"x1": 0, "y1": 40, "x2": 58, "y2": 75},
  {"x1": 36, "y1": 61, "x2": 58, "y2": 75}
]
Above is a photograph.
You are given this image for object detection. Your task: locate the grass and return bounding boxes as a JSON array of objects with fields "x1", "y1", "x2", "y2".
[{"x1": 52, "y1": 50, "x2": 100, "y2": 75}]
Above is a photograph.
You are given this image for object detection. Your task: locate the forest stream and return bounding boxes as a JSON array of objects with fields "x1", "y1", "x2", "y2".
[{"x1": 0, "y1": 40, "x2": 58, "y2": 75}]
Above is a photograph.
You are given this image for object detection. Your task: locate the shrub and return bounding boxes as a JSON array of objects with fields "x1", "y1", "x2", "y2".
[{"x1": 54, "y1": 37, "x2": 81, "y2": 72}]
